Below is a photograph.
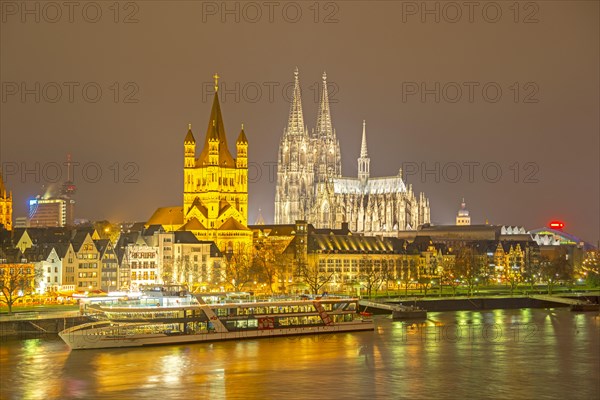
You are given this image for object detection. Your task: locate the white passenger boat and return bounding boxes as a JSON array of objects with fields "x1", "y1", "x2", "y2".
[{"x1": 59, "y1": 285, "x2": 374, "y2": 350}]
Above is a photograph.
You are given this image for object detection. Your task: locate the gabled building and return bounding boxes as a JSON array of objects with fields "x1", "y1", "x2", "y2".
[
  {"x1": 116, "y1": 230, "x2": 159, "y2": 290},
  {"x1": 23, "y1": 244, "x2": 63, "y2": 294},
  {"x1": 72, "y1": 231, "x2": 101, "y2": 290},
  {"x1": 95, "y1": 239, "x2": 118, "y2": 292}
]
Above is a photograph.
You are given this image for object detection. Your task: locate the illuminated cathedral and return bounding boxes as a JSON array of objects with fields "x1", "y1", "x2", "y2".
[
  {"x1": 147, "y1": 74, "x2": 252, "y2": 253},
  {"x1": 275, "y1": 69, "x2": 430, "y2": 235}
]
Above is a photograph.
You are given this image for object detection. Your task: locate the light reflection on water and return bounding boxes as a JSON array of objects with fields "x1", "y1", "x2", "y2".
[{"x1": 1, "y1": 309, "x2": 598, "y2": 400}]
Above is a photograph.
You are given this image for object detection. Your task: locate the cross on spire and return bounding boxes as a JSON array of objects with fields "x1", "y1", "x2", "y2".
[{"x1": 213, "y1": 73, "x2": 220, "y2": 92}]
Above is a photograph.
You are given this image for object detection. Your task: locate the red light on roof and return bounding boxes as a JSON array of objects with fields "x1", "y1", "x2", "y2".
[{"x1": 549, "y1": 221, "x2": 564, "y2": 229}]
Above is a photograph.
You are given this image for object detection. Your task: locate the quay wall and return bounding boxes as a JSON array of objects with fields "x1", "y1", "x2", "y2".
[
  {"x1": 370, "y1": 295, "x2": 600, "y2": 313},
  {"x1": 0, "y1": 316, "x2": 91, "y2": 338}
]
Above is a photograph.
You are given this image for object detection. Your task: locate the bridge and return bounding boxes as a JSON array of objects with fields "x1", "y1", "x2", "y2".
[
  {"x1": 529, "y1": 294, "x2": 588, "y2": 306},
  {"x1": 359, "y1": 300, "x2": 427, "y2": 319}
]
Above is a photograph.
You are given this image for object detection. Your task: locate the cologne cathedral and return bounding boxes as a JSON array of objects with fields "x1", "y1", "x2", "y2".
[{"x1": 274, "y1": 68, "x2": 431, "y2": 236}]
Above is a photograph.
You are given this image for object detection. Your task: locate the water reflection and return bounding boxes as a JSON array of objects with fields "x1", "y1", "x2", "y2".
[{"x1": 1, "y1": 309, "x2": 598, "y2": 399}]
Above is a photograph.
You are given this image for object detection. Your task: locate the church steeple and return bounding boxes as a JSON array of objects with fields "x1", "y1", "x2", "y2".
[
  {"x1": 314, "y1": 71, "x2": 341, "y2": 183},
  {"x1": 0, "y1": 171, "x2": 13, "y2": 231},
  {"x1": 0, "y1": 172, "x2": 6, "y2": 197},
  {"x1": 358, "y1": 120, "x2": 370, "y2": 183},
  {"x1": 316, "y1": 71, "x2": 333, "y2": 139},
  {"x1": 287, "y1": 67, "x2": 306, "y2": 136},
  {"x1": 360, "y1": 120, "x2": 368, "y2": 158},
  {"x1": 456, "y1": 197, "x2": 471, "y2": 226},
  {"x1": 198, "y1": 73, "x2": 235, "y2": 167}
]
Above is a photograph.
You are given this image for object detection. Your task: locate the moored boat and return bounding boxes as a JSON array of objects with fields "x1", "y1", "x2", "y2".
[{"x1": 59, "y1": 286, "x2": 374, "y2": 349}]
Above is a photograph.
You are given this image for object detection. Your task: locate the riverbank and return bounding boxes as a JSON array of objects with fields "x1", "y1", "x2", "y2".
[
  {"x1": 362, "y1": 293, "x2": 600, "y2": 313},
  {"x1": 0, "y1": 312, "x2": 90, "y2": 338},
  {"x1": 2, "y1": 293, "x2": 598, "y2": 338}
]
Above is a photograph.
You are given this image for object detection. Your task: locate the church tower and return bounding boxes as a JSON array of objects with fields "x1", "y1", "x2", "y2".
[
  {"x1": 0, "y1": 172, "x2": 12, "y2": 231},
  {"x1": 314, "y1": 72, "x2": 341, "y2": 183},
  {"x1": 275, "y1": 68, "x2": 315, "y2": 224},
  {"x1": 358, "y1": 120, "x2": 370, "y2": 185},
  {"x1": 179, "y1": 73, "x2": 252, "y2": 253},
  {"x1": 456, "y1": 198, "x2": 471, "y2": 225}
]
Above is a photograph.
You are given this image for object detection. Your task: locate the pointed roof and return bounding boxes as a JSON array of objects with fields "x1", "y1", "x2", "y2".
[
  {"x1": 360, "y1": 120, "x2": 368, "y2": 158},
  {"x1": 315, "y1": 71, "x2": 333, "y2": 138},
  {"x1": 173, "y1": 231, "x2": 201, "y2": 244},
  {"x1": 236, "y1": 124, "x2": 248, "y2": 144},
  {"x1": 287, "y1": 67, "x2": 306, "y2": 136},
  {"x1": 94, "y1": 238, "x2": 114, "y2": 256},
  {"x1": 0, "y1": 172, "x2": 5, "y2": 195},
  {"x1": 184, "y1": 123, "x2": 196, "y2": 144},
  {"x1": 178, "y1": 217, "x2": 207, "y2": 231},
  {"x1": 188, "y1": 198, "x2": 208, "y2": 218},
  {"x1": 146, "y1": 206, "x2": 184, "y2": 227},
  {"x1": 254, "y1": 209, "x2": 265, "y2": 225},
  {"x1": 198, "y1": 88, "x2": 235, "y2": 167},
  {"x1": 219, "y1": 217, "x2": 250, "y2": 231}
]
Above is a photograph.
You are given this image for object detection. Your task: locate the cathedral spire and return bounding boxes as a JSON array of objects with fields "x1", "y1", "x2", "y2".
[
  {"x1": 316, "y1": 71, "x2": 333, "y2": 139},
  {"x1": 0, "y1": 171, "x2": 6, "y2": 197},
  {"x1": 286, "y1": 67, "x2": 306, "y2": 135},
  {"x1": 358, "y1": 120, "x2": 370, "y2": 183},
  {"x1": 360, "y1": 120, "x2": 368, "y2": 158}
]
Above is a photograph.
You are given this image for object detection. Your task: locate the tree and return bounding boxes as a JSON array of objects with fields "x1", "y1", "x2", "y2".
[
  {"x1": 225, "y1": 248, "x2": 255, "y2": 292},
  {"x1": 93, "y1": 220, "x2": 120, "y2": 244},
  {"x1": 295, "y1": 254, "x2": 335, "y2": 295},
  {"x1": 253, "y1": 240, "x2": 289, "y2": 294},
  {"x1": 454, "y1": 245, "x2": 483, "y2": 296},
  {"x1": 522, "y1": 246, "x2": 541, "y2": 292},
  {"x1": 0, "y1": 264, "x2": 36, "y2": 314},
  {"x1": 358, "y1": 255, "x2": 386, "y2": 298},
  {"x1": 581, "y1": 251, "x2": 600, "y2": 287},
  {"x1": 505, "y1": 267, "x2": 523, "y2": 296},
  {"x1": 399, "y1": 257, "x2": 417, "y2": 297},
  {"x1": 540, "y1": 251, "x2": 572, "y2": 294},
  {"x1": 440, "y1": 264, "x2": 461, "y2": 297}
]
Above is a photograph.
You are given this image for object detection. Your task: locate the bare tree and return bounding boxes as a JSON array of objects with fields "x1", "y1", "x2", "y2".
[
  {"x1": 0, "y1": 264, "x2": 36, "y2": 314},
  {"x1": 581, "y1": 250, "x2": 600, "y2": 287},
  {"x1": 540, "y1": 250, "x2": 572, "y2": 295},
  {"x1": 295, "y1": 253, "x2": 335, "y2": 295},
  {"x1": 225, "y1": 248, "x2": 255, "y2": 292},
  {"x1": 358, "y1": 255, "x2": 386, "y2": 298},
  {"x1": 398, "y1": 257, "x2": 417, "y2": 297},
  {"x1": 253, "y1": 240, "x2": 289, "y2": 294},
  {"x1": 454, "y1": 245, "x2": 483, "y2": 297}
]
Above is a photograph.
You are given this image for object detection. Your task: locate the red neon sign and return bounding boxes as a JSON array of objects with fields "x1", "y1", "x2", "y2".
[{"x1": 549, "y1": 221, "x2": 565, "y2": 230}]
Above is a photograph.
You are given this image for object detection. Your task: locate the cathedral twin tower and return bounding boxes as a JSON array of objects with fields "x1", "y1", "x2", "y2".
[{"x1": 275, "y1": 69, "x2": 431, "y2": 235}]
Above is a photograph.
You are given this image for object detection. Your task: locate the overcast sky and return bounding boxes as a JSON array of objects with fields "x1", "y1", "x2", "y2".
[{"x1": 1, "y1": 1, "x2": 598, "y2": 244}]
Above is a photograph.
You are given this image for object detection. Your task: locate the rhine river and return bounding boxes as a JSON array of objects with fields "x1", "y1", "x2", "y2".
[{"x1": 1, "y1": 308, "x2": 598, "y2": 400}]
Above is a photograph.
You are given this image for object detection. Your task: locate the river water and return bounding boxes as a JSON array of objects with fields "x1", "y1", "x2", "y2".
[{"x1": 1, "y1": 308, "x2": 598, "y2": 400}]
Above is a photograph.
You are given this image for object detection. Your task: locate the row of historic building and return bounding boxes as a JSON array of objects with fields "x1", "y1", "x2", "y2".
[
  {"x1": 0, "y1": 221, "x2": 540, "y2": 293},
  {"x1": 1, "y1": 219, "x2": 590, "y2": 297}
]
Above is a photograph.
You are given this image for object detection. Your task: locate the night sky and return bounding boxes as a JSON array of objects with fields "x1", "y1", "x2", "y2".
[{"x1": 1, "y1": 1, "x2": 598, "y2": 243}]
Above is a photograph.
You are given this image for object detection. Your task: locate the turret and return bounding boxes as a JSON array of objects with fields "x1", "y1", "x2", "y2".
[
  {"x1": 184, "y1": 123, "x2": 196, "y2": 168},
  {"x1": 236, "y1": 123, "x2": 248, "y2": 168},
  {"x1": 358, "y1": 120, "x2": 370, "y2": 184}
]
